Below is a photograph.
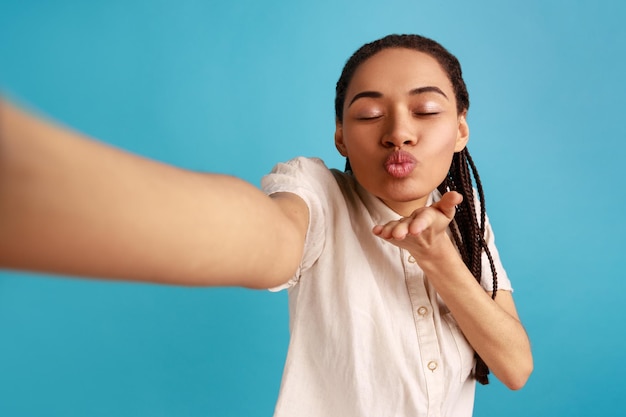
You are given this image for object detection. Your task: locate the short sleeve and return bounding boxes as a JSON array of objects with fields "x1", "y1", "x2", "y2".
[
  {"x1": 261, "y1": 157, "x2": 330, "y2": 291},
  {"x1": 480, "y1": 215, "x2": 512, "y2": 292}
]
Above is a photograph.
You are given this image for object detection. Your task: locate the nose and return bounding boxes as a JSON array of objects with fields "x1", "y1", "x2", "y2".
[{"x1": 381, "y1": 110, "x2": 417, "y2": 148}]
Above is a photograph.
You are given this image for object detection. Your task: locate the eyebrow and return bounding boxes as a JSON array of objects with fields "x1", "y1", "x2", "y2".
[
  {"x1": 410, "y1": 86, "x2": 448, "y2": 99},
  {"x1": 348, "y1": 86, "x2": 449, "y2": 107}
]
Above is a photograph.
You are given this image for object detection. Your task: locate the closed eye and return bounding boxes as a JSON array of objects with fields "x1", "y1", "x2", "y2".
[{"x1": 354, "y1": 112, "x2": 384, "y2": 120}]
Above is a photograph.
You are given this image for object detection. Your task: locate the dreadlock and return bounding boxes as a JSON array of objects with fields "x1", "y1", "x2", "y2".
[
  {"x1": 335, "y1": 34, "x2": 498, "y2": 385},
  {"x1": 437, "y1": 148, "x2": 498, "y2": 385}
]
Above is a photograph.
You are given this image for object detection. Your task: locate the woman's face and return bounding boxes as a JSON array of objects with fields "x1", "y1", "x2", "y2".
[{"x1": 335, "y1": 48, "x2": 469, "y2": 216}]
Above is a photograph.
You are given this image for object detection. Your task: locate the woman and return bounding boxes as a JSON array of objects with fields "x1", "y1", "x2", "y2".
[{"x1": 0, "y1": 34, "x2": 532, "y2": 416}]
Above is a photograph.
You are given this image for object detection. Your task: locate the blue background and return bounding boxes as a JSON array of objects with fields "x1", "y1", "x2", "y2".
[{"x1": 1, "y1": 0, "x2": 625, "y2": 416}]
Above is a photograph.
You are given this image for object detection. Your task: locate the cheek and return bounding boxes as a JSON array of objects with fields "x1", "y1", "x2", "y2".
[
  {"x1": 422, "y1": 127, "x2": 459, "y2": 156},
  {"x1": 342, "y1": 128, "x2": 377, "y2": 156},
  {"x1": 419, "y1": 128, "x2": 459, "y2": 179}
]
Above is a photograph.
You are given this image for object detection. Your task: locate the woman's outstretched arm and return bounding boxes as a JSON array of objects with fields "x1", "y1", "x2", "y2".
[
  {"x1": 373, "y1": 192, "x2": 533, "y2": 390},
  {"x1": 0, "y1": 99, "x2": 308, "y2": 288}
]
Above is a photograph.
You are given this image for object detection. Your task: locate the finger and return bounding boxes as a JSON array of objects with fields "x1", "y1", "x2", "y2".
[
  {"x1": 372, "y1": 219, "x2": 409, "y2": 240},
  {"x1": 407, "y1": 215, "x2": 431, "y2": 236},
  {"x1": 432, "y1": 191, "x2": 463, "y2": 219},
  {"x1": 391, "y1": 220, "x2": 410, "y2": 240}
]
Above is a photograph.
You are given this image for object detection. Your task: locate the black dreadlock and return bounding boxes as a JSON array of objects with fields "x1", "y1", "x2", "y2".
[{"x1": 438, "y1": 148, "x2": 498, "y2": 385}]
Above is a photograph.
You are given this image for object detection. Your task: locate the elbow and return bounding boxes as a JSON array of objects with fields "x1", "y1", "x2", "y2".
[
  {"x1": 501, "y1": 358, "x2": 533, "y2": 391},
  {"x1": 504, "y1": 374, "x2": 530, "y2": 391}
]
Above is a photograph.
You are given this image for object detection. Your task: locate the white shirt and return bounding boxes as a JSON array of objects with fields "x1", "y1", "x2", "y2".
[{"x1": 262, "y1": 157, "x2": 511, "y2": 417}]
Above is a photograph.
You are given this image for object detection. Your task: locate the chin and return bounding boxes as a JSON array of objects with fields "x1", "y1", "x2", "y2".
[{"x1": 386, "y1": 182, "x2": 433, "y2": 200}]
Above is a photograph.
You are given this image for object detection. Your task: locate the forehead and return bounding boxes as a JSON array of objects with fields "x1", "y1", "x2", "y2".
[{"x1": 347, "y1": 48, "x2": 453, "y2": 95}]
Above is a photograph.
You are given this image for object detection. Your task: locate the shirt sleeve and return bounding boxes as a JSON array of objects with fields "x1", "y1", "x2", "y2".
[
  {"x1": 261, "y1": 157, "x2": 329, "y2": 291},
  {"x1": 480, "y1": 215, "x2": 512, "y2": 292}
]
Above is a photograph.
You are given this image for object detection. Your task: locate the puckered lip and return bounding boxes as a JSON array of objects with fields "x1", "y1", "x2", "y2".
[{"x1": 384, "y1": 150, "x2": 417, "y2": 178}]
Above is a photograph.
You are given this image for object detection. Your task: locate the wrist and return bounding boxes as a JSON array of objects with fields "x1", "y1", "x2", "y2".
[{"x1": 411, "y1": 234, "x2": 464, "y2": 274}]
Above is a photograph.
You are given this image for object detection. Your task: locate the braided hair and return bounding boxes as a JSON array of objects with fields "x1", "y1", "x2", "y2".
[{"x1": 335, "y1": 34, "x2": 498, "y2": 385}]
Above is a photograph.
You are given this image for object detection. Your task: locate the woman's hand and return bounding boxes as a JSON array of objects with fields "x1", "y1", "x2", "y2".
[{"x1": 372, "y1": 191, "x2": 462, "y2": 258}]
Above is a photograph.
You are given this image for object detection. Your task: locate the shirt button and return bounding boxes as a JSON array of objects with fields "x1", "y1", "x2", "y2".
[
  {"x1": 408, "y1": 255, "x2": 416, "y2": 263},
  {"x1": 417, "y1": 306, "x2": 428, "y2": 316},
  {"x1": 427, "y1": 361, "x2": 438, "y2": 372}
]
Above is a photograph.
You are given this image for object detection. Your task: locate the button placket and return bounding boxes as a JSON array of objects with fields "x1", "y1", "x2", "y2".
[{"x1": 402, "y1": 248, "x2": 445, "y2": 411}]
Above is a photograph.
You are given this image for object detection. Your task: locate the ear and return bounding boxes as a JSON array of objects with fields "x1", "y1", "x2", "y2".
[
  {"x1": 334, "y1": 119, "x2": 348, "y2": 157},
  {"x1": 454, "y1": 111, "x2": 470, "y2": 152}
]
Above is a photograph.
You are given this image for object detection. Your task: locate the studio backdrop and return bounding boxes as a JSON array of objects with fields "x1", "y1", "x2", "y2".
[{"x1": 1, "y1": 1, "x2": 624, "y2": 416}]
